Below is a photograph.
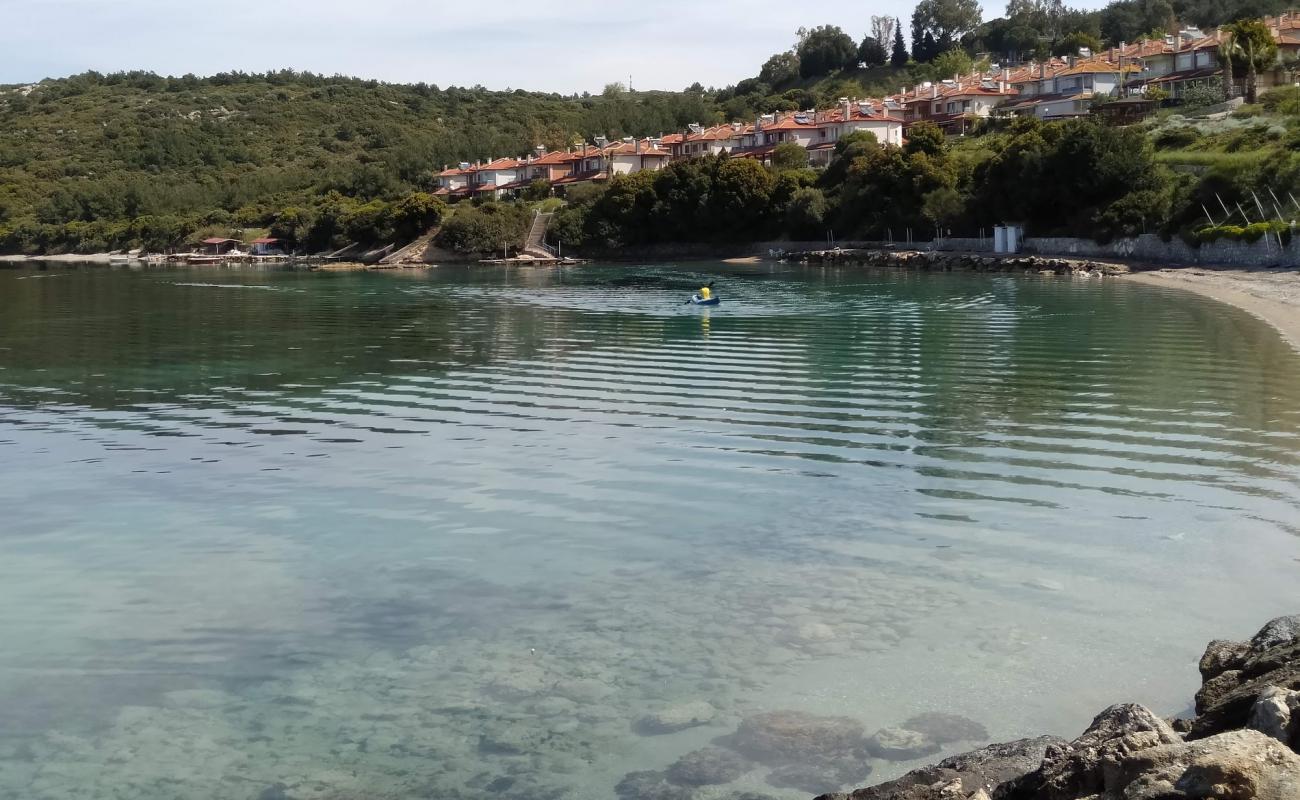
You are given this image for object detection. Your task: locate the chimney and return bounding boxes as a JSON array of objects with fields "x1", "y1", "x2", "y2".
[
  {"x1": 534, "y1": 144, "x2": 546, "y2": 156},
  {"x1": 841, "y1": 96, "x2": 851, "y2": 119},
  {"x1": 932, "y1": 84, "x2": 938, "y2": 98},
  {"x1": 595, "y1": 135, "x2": 607, "y2": 148}
]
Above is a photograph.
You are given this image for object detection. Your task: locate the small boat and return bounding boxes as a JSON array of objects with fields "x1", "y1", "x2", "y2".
[{"x1": 690, "y1": 294, "x2": 720, "y2": 306}]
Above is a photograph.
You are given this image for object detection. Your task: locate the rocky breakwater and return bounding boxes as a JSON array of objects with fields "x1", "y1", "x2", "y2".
[
  {"x1": 817, "y1": 614, "x2": 1300, "y2": 800},
  {"x1": 790, "y1": 249, "x2": 1129, "y2": 278}
]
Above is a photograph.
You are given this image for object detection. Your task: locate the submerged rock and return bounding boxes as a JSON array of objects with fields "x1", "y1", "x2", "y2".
[
  {"x1": 866, "y1": 727, "x2": 941, "y2": 761},
  {"x1": 255, "y1": 784, "x2": 289, "y2": 800},
  {"x1": 725, "y1": 710, "x2": 868, "y2": 764},
  {"x1": 615, "y1": 770, "x2": 693, "y2": 800},
  {"x1": 765, "y1": 756, "x2": 873, "y2": 794},
  {"x1": 666, "y1": 746, "x2": 750, "y2": 786},
  {"x1": 636, "y1": 701, "x2": 717, "y2": 735},
  {"x1": 813, "y1": 736, "x2": 1063, "y2": 800},
  {"x1": 900, "y1": 712, "x2": 990, "y2": 745}
]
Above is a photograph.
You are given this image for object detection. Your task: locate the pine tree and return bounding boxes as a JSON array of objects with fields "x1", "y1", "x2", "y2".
[{"x1": 891, "y1": 21, "x2": 910, "y2": 66}]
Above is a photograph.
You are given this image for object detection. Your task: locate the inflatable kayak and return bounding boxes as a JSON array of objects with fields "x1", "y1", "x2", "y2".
[{"x1": 690, "y1": 295, "x2": 720, "y2": 306}]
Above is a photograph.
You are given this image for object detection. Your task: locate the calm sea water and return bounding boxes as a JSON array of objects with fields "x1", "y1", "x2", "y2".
[{"x1": 1, "y1": 262, "x2": 1298, "y2": 800}]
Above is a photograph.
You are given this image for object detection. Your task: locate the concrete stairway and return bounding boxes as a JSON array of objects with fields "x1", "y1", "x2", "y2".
[{"x1": 522, "y1": 212, "x2": 556, "y2": 258}]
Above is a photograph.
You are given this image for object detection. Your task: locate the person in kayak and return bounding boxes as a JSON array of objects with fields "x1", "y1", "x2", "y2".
[{"x1": 698, "y1": 281, "x2": 714, "y2": 301}]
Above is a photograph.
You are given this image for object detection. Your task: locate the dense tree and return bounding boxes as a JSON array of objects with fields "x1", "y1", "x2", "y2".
[
  {"x1": 912, "y1": 0, "x2": 983, "y2": 61},
  {"x1": 797, "y1": 26, "x2": 859, "y2": 78},
  {"x1": 1053, "y1": 30, "x2": 1104, "y2": 56},
  {"x1": 858, "y1": 36, "x2": 889, "y2": 67},
  {"x1": 971, "y1": 118, "x2": 1163, "y2": 236},
  {"x1": 771, "y1": 142, "x2": 810, "y2": 172},
  {"x1": 1098, "y1": 0, "x2": 1175, "y2": 46},
  {"x1": 784, "y1": 187, "x2": 829, "y2": 239},
  {"x1": 892, "y1": 21, "x2": 911, "y2": 66},
  {"x1": 931, "y1": 48, "x2": 976, "y2": 79},
  {"x1": 759, "y1": 52, "x2": 802, "y2": 86},
  {"x1": 434, "y1": 201, "x2": 532, "y2": 255}
]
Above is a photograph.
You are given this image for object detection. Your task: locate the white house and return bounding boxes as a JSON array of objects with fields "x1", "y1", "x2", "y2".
[
  {"x1": 606, "y1": 138, "x2": 673, "y2": 175},
  {"x1": 467, "y1": 157, "x2": 523, "y2": 199}
]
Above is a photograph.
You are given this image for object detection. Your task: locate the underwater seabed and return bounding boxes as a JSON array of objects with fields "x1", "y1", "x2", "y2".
[{"x1": 0, "y1": 543, "x2": 1249, "y2": 800}]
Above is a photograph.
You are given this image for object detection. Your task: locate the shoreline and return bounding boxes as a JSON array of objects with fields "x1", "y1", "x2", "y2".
[
  {"x1": 8, "y1": 253, "x2": 1299, "y2": 353},
  {"x1": 1124, "y1": 267, "x2": 1300, "y2": 353}
]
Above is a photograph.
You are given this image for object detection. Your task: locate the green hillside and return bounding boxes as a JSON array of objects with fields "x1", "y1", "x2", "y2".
[{"x1": 0, "y1": 71, "x2": 717, "y2": 253}]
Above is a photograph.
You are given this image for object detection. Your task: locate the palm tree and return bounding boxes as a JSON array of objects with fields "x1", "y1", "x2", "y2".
[
  {"x1": 1217, "y1": 36, "x2": 1238, "y2": 101},
  {"x1": 1226, "y1": 19, "x2": 1279, "y2": 104}
]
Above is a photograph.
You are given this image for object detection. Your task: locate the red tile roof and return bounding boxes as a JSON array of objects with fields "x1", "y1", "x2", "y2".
[
  {"x1": 466, "y1": 157, "x2": 522, "y2": 173},
  {"x1": 529, "y1": 150, "x2": 582, "y2": 165},
  {"x1": 551, "y1": 170, "x2": 608, "y2": 186}
]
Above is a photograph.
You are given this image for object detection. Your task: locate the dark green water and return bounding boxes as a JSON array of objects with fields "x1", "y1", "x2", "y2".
[{"x1": 1, "y1": 262, "x2": 1298, "y2": 800}]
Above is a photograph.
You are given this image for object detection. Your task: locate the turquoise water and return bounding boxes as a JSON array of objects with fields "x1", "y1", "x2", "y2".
[{"x1": 0, "y1": 262, "x2": 1298, "y2": 800}]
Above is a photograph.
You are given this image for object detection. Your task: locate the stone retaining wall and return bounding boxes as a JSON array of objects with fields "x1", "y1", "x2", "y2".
[
  {"x1": 583, "y1": 233, "x2": 1298, "y2": 269},
  {"x1": 789, "y1": 248, "x2": 1130, "y2": 276}
]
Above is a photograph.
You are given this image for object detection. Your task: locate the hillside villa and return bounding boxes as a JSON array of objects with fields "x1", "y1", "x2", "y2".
[{"x1": 434, "y1": 13, "x2": 1299, "y2": 200}]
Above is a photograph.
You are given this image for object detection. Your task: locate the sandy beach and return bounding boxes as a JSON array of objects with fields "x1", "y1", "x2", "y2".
[{"x1": 1125, "y1": 267, "x2": 1300, "y2": 352}]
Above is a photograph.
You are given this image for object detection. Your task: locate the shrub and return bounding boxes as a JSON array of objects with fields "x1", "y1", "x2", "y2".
[
  {"x1": 1153, "y1": 127, "x2": 1200, "y2": 149},
  {"x1": 1193, "y1": 220, "x2": 1292, "y2": 245},
  {"x1": 1261, "y1": 85, "x2": 1300, "y2": 115},
  {"x1": 1180, "y1": 81, "x2": 1226, "y2": 110}
]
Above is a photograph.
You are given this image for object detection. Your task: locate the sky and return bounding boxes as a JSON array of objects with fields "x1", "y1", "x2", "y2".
[{"x1": 0, "y1": 0, "x2": 1088, "y2": 93}]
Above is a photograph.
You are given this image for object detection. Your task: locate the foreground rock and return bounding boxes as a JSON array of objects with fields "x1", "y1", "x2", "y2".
[
  {"x1": 817, "y1": 614, "x2": 1300, "y2": 800},
  {"x1": 816, "y1": 736, "x2": 1062, "y2": 800}
]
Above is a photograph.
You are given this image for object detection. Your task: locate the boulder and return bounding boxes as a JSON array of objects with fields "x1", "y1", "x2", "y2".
[
  {"x1": 996, "y1": 704, "x2": 1181, "y2": 799},
  {"x1": 724, "y1": 710, "x2": 867, "y2": 764},
  {"x1": 867, "y1": 728, "x2": 942, "y2": 761},
  {"x1": 1189, "y1": 642, "x2": 1300, "y2": 739},
  {"x1": 1251, "y1": 615, "x2": 1300, "y2": 652},
  {"x1": 635, "y1": 701, "x2": 717, "y2": 735},
  {"x1": 1108, "y1": 728, "x2": 1300, "y2": 800},
  {"x1": 1195, "y1": 669, "x2": 1244, "y2": 714},
  {"x1": 812, "y1": 736, "x2": 1064, "y2": 800},
  {"x1": 901, "y1": 713, "x2": 990, "y2": 745},
  {"x1": 1247, "y1": 686, "x2": 1300, "y2": 749},
  {"x1": 1198, "y1": 639, "x2": 1250, "y2": 682},
  {"x1": 665, "y1": 747, "x2": 750, "y2": 787}
]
